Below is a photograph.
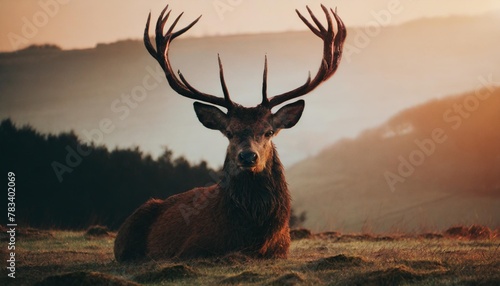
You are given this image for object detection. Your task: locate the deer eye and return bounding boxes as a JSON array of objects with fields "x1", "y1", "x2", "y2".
[
  {"x1": 264, "y1": 130, "x2": 275, "y2": 138},
  {"x1": 225, "y1": 130, "x2": 233, "y2": 139}
]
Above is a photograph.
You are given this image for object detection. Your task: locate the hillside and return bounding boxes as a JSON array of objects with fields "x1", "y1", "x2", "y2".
[
  {"x1": 1, "y1": 12, "x2": 499, "y2": 167},
  {"x1": 288, "y1": 88, "x2": 500, "y2": 233}
]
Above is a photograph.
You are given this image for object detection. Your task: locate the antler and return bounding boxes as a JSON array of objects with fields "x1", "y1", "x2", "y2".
[
  {"x1": 261, "y1": 5, "x2": 347, "y2": 109},
  {"x1": 144, "y1": 5, "x2": 234, "y2": 110}
]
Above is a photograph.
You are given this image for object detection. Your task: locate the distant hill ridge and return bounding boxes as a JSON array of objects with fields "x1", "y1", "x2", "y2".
[
  {"x1": 2, "y1": 8, "x2": 500, "y2": 55},
  {"x1": 288, "y1": 88, "x2": 500, "y2": 232}
]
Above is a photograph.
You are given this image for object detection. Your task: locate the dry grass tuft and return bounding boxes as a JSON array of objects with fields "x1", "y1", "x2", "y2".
[
  {"x1": 34, "y1": 271, "x2": 139, "y2": 286},
  {"x1": 402, "y1": 260, "x2": 446, "y2": 271},
  {"x1": 419, "y1": 232, "x2": 444, "y2": 239},
  {"x1": 134, "y1": 264, "x2": 198, "y2": 283},
  {"x1": 355, "y1": 263, "x2": 450, "y2": 286},
  {"x1": 445, "y1": 225, "x2": 493, "y2": 239},
  {"x1": 315, "y1": 231, "x2": 341, "y2": 239},
  {"x1": 356, "y1": 265, "x2": 424, "y2": 285},
  {"x1": 214, "y1": 252, "x2": 255, "y2": 266},
  {"x1": 322, "y1": 233, "x2": 399, "y2": 243},
  {"x1": 290, "y1": 228, "x2": 313, "y2": 240},
  {"x1": 462, "y1": 277, "x2": 500, "y2": 286},
  {"x1": 0, "y1": 225, "x2": 53, "y2": 241},
  {"x1": 220, "y1": 271, "x2": 265, "y2": 284},
  {"x1": 84, "y1": 225, "x2": 111, "y2": 238},
  {"x1": 467, "y1": 225, "x2": 493, "y2": 239},
  {"x1": 445, "y1": 225, "x2": 469, "y2": 237},
  {"x1": 267, "y1": 272, "x2": 305, "y2": 285},
  {"x1": 308, "y1": 254, "x2": 369, "y2": 271}
]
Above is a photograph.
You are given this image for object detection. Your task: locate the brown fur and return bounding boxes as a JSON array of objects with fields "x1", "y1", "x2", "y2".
[
  {"x1": 147, "y1": 147, "x2": 290, "y2": 259},
  {"x1": 115, "y1": 106, "x2": 295, "y2": 262},
  {"x1": 114, "y1": 199, "x2": 163, "y2": 261}
]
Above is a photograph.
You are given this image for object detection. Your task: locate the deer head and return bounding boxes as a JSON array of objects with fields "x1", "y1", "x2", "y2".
[{"x1": 144, "y1": 5, "x2": 346, "y2": 175}]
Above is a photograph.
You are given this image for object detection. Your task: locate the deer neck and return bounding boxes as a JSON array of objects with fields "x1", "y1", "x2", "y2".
[{"x1": 220, "y1": 144, "x2": 291, "y2": 228}]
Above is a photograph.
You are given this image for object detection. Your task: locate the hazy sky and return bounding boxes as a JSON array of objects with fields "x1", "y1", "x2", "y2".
[{"x1": 1, "y1": 0, "x2": 500, "y2": 52}]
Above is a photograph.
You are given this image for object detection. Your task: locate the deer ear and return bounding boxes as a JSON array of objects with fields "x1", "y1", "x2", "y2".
[
  {"x1": 193, "y1": 102, "x2": 228, "y2": 130},
  {"x1": 272, "y1": 100, "x2": 305, "y2": 129}
]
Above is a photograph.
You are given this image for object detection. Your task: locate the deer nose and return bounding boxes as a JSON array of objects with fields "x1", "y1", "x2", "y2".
[{"x1": 238, "y1": 151, "x2": 258, "y2": 166}]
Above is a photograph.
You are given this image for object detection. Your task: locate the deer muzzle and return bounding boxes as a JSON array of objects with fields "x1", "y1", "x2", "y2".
[{"x1": 238, "y1": 151, "x2": 258, "y2": 168}]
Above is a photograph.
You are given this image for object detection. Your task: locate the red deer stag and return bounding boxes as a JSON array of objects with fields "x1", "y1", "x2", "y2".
[{"x1": 114, "y1": 4, "x2": 346, "y2": 261}]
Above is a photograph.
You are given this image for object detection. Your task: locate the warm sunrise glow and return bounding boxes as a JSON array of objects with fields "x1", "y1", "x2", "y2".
[{"x1": 1, "y1": 0, "x2": 499, "y2": 52}]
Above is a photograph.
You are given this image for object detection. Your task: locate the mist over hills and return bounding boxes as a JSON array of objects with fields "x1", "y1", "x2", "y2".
[
  {"x1": 288, "y1": 88, "x2": 500, "y2": 233},
  {"x1": 1, "y1": 12, "x2": 499, "y2": 168}
]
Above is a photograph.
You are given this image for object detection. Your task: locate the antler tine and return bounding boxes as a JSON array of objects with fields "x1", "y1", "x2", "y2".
[
  {"x1": 157, "y1": 6, "x2": 170, "y2": 39},
  {"x1": 306, "y1": 5, "x2": 327, "y2": 35},
  {"x1": 295, "y1": 8, "x2": 321, "y2": 38},
  {"x1": 263, "y1": 5, "x2": 346, "y2": 109},
  {"x1": 332, "y1": 7, "x2": 347, "y2": 60},
  {"x1": 217, "y1": 54, "x2": 231, "y2": 103},
  {"x1": 261, "y1": 55, "x2": 269, "y2": 106},
  {"x1": 144, "y1": 5, "x2": 234, "y2": 110},
  {"x1": 144, "y1": 13, "x2": 158, "y2": 60}
]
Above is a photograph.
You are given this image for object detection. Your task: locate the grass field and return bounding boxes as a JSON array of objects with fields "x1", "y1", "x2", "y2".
[{"x1": 1, "y1": 226, "x2": 499, "y2": 285}]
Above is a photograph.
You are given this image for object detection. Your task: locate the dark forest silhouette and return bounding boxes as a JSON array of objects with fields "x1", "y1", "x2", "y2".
[
  {"x1": 0, "y1": 119, "x2": 306, "y2": 230},
  {"x1": 1, "y1": 119, "x2": 217, "y2": 229}
]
